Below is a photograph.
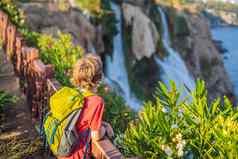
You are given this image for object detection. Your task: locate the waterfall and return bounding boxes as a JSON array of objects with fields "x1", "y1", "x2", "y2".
[
  {"x1": 155, "y1": 7, "x2": 195, "y2": 95},
  {"x1": 105, "y1": 2, "x2": 141, "y2": 110}
]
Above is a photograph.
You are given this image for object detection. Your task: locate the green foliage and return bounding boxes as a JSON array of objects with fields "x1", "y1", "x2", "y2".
[
  {"x1": 91, "y1": 0, "x2": 117, "y2": 54},
  {"x1": 100, "y1": 0, "x2": 117, "y2": 36},
  {"x1": 0, "y1": 91, "x2": 16, "y2": 112},
  {"x1": 75, "y1": 0, "x2": 101, "y2": 15},
  {"x1": 123, "y1": 80, "x2": 238, "y2": 158},
  {"x1": 205, "y1": 0, "x2": 238, "y2": 12},
  {"x1": 97, "y1": 84, "x2": 136, "y2": 135},
  {"x1": 0, "y1": 91, "x2": 17, "y2": 124},
  {"x1": 0, "y1": 1, "x2": 83, "y2": 85},
  {"x1": 153, "y1": 0, "x2": 192, "y2": 7},
  {"x1": 38, "y1": 32, "x2": 84, "y2": 86},
  {"x1": 0, "y1": 1, "x2": 24, "y2": 28},
  {"x1": 97, "y1": 84, "x2": 136, "y2": 153},
  {"x1": 174, "y1": 14, "x2": 190, "y2": 37},
  {"x1": 182, "y1": 80, "x2": 238, "y2": 158},
  {"x1": 0, "y1": 0, "x2": 39, "y2": 46}
]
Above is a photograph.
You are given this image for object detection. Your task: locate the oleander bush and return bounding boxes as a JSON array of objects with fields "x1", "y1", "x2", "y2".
[{"x1": 123, "y1": 80, "x2": 238, "y2": 158}]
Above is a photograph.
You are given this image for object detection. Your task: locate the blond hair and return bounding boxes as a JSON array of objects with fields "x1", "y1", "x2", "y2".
[{"x1": 71, "y1": 54, "x2": 103, "y2": 90}]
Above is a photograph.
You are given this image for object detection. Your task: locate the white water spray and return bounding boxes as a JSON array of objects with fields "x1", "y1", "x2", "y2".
[
  {"x1": 105, "y1": 2, "x2": 141, "y2": 110},
  {"x1": 155, "y1": 7, "x2": 195, "y2": 94}
]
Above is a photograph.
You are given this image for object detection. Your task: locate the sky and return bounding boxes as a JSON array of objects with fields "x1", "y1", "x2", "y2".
[{"x1": 202, "y1": 0, "x2": 238, "y2": 3}]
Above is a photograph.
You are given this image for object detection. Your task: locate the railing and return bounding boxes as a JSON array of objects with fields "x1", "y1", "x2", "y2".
[{"x1": 0, "y1": 10, "x2": 123, "y2": 159}]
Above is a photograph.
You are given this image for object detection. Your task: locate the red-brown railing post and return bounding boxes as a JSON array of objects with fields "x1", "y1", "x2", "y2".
[
  {"x1": 0, "y1": 11, "x2": 8, "y2": 47},
  {"x1": 31, "y1": 59, "x2": 46, "y2": 122},
  {"x1": 15, "y1": 35, "x2": 23, "y2": 75},
  {"x1": 20, "y1": 47, "x2": 39, "y2": 93},
  {"x1": 6, "y1": 24, "x2": 16, "y2": 61}
]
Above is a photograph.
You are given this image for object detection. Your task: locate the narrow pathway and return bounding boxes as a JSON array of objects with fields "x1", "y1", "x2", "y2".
[{"x1": 0, "y1": 49, "x2": 53, "y2": 159}]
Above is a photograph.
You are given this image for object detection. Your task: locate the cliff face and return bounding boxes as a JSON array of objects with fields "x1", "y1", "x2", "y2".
[
  {"x1": 122, "y1": 3, "x2": 159, "y2": 60},
  {"x1": 20, "y1": 2, "x2": 105, "y2": 54},
  {"x1": 172, "y1": 13, "x2": 234, "y2": 101},
  {"x1": 20, "y1": 1, "x2": 235, "y2": 102},
  {"x1": 203, "y1": 9, "x2": 238, "y2": 27},
  {"x1": 121, "y1": 2, "x2": 161, "y2": 100},
  {"x1": 121, "y1": 1, "x2": 234, "y2": 101}
]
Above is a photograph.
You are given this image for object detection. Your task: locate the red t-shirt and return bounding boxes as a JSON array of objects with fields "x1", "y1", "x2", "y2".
[{"x1": 59, "y1": 95, "x2": 104, "y2": 159}]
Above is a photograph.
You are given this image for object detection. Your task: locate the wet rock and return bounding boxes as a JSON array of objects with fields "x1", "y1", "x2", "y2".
[
  {"x1": 204, "y1": 9, "x2": 238, "y2": 27},
  {"x1": 212, "y1": 40, "x2": 228, "y2": 54},
  {"x1": 122, "y1": 3, "x2": 159, "y2": 60},
  {"x1": 173, "y1": 13, "x2": 234, "y2": 101}
]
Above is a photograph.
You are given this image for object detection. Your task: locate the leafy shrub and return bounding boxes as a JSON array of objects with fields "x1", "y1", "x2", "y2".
[
  {"x1": 0, "y1": 91, "x2": 16, "y2": 112},
  {"x1": 99, "y1": 0, "x2": 117, "y2": 36},
  {"x1": 0, "y1": 1, "x2": 84, "y2": 85},
  {"x1": 174, "y1": 14, "x2": 190, "y2": 37},
  {"x1": 38, "y1": 32, "x2": 84, "y2": 86},
  {"x1": 75, "y1": 0, "x2": 101, "y2": 14},
  {"x1": 91, "y1": 0, "x2": 117, "y2": 54},
  {"x1": 0, "y1": 0, "x2": 39, "y2": 46},
  {"x1": 123, "y1": 80, "x2": 238, "y2": 158},
  {"x1": 0, "y1": 91, "x2": 17, "y2": 125},
  {"x1": 97, "y1": 84, "x2": 136, "y2": 135},
  {"x1": 0, "y1": 1, "x2": 24, "y2": 28},
  {"x1": 97, "y1": 84, "x2": 136, "y2": 153}
]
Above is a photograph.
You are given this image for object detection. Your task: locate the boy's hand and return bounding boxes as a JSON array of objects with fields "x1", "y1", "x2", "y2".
[{"x1": 102, "y1": 122, "x2": 114, "y2": 138}]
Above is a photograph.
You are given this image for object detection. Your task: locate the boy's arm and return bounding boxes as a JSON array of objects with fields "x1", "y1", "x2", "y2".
[
  {"x1": 91, "y1": 126, "x2": 106, "y2": 141},
  {"x1": 91, "y1": 122, "x2": 114, "y2": 141}
]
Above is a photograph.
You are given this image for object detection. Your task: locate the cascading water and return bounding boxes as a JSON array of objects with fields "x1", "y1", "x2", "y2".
[
  {"x1": 155, "y1": 7, "x2": 196, "y2": 94},
  {"x1": 105, "y1": 2, "x2": 141, "y2": 110}
]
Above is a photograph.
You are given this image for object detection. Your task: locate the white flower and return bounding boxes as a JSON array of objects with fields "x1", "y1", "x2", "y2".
[
  {"x1": 176, "y1": 139, "x2": 186, "y2": 157},
  {"x1": 181, "y1": 140, "x2": 186, "y2": 146},
  {"x1": 171, "y1": 124, "x2": 179, "y2": 129},
  {"x1": 178, "y1": 112, "x2": 184, "y2": 118},
  {"x1": 176, "y1": 143, "x2": 183, "y2": 150},
  {"x1": 164, "y1": 146, "x2": 173, "y2": 157},
  {"x1": 178, "y1": 108, "x2": 184, "y2": 118},
  {"x1": 162, "y1": 106, "x2": 170, "y2": 113},
  {"x1": 212, "y1": 140, "x2": 216, "y2": 144},
  {"x1": 179, "y1": 108, "x2": 184, "y2": 113},
  {"x1": 178, "y1": 149, "x2": 184, "y2": 157}
]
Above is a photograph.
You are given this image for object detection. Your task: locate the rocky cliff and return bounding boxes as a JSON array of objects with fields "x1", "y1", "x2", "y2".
[
  {"x1": 120, "y1": 1, "x2": 234, "y2": 101},
  {"x1": 20, "y1": 2, "x2": 104, "y2": 54},
  {"x1": 171, "y1": 11, "x2": 234, "y2": 101},
  {"x1": 19, "y1": 0, "x2": 235, "y2": 102},
  {"x1": 122, "y1": 3, "x2": 159, "y2": 60},
  {"x1": 203, "y1": 9, "x2": 238, "y2": 27}
]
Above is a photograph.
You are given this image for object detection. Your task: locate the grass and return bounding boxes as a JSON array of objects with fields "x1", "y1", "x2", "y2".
[{"x1": 0, "y1": 137, "x2": 44, "y2": 159}]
